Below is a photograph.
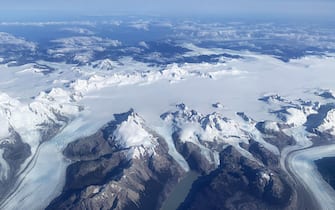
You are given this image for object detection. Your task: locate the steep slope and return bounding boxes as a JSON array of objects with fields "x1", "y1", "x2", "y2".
[
  {"x1": 47, "y1": 110, "x2": 185, "y2": 210},
  {"x1": 0, "y1": 89, "x2": 81, "y2": 207},
  {"x1": 178, "y1": 145, "x2": 295, "y2": 210}
]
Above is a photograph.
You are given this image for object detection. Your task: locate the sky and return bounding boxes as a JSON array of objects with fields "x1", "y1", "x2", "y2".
[{"x1": 1, "y1": 0, "x2": 335, "y2": 19}]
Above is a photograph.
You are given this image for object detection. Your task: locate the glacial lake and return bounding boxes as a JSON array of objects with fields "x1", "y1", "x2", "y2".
[{"x1": 160, "y1": 171, "x2": 199, "y2": 210}]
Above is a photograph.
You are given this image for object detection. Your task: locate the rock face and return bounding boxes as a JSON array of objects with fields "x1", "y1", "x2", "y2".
[
  {"x1": 174, "y1": 141, "x2": 216, "y2": 174},
  {"x1": 0, "y1": 130, "x2": 31, "y2": 199},
  {"x1": 255, "y1": 122, "x2": 295, "y2": 151},
  {"x1": 178, "y1": 145, "x2": 294, "y2": 210},
  {"x1": 161, "y1": 103, "x2": 250, "y2": 174},
  {"x1": 46, "y1": 110, "x2": 185, "y2": 210},
  {"x1": 46, "y1": 98, "x2": 335, "y2": 210}
]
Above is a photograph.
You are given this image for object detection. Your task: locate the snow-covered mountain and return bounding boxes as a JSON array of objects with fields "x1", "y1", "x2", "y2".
[{"x1": 0, "y1": 17, "x2": 335, "y2": 210}]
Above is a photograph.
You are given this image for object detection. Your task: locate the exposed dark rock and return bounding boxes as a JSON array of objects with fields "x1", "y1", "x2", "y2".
[
  {"x1": 262, "y1": 134, "x2": 295, "y2": 151},
  {"x1": 178, "y1": 146, "x2": 294, "y2": 210},
  {"x1": 318, "y1": 91, "x2": 335, "y2": 100},
  {"x1": 305, "y1": 103, "x2": 335, "y2": 134},
  {"x1": 258, "y1": 94, "x2": 286, "y2": 103},
  {"x1": 174, "y1": 140, "x2": 216, "y2": 174},
  {"x1": 315, "y1": 157, "x2": 335, "y2": 190},
  {"x1": 47, "y1": 110, "x2": 185, "y2": 210},
  {"x1": 64, "y1": 131, "x2": 115, "y2": 161},
  {"x1": 237, "y1": 112, "x2": 254, "y2": 123},
  {"x1": 248, "y1": 140, "x2": 279, "y2": 168},
  {"x1": 256, "y1": 122, "x2": 295, "y2": 150},
  {"x1": 0, "y1": 119, "x2": 71, "y2": 205},
  {"x1": 0, "y1": 131, "x2": 31, "y2": 199}
]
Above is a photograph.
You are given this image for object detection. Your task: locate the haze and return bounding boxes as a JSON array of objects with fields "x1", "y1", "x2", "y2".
[{"x1": 1, "y1": 0, "x2": 335, "y2": 19}]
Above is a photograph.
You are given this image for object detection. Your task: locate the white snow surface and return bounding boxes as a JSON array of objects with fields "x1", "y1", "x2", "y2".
[
  {"x1": 318, "y1": 109, "x2": 335, "y2": 135},
  {"x1": 0, "y1": 88, "x2": 81, "y2": 155},
  {"x1": 262, "y1": 121, "x2": 280, "y2": 132},
  {"x1": 0, "y1": 45, "x2": 335, "y2": 209},
  {"x1": 71, "y1": 60, "x2": 246, "y2": 94},
  {"x1": 281, "y1": 108, "x2": 307, "y2": 126},
  {"x1": 112, "y1": 112, "x2": 158, "y2": 159},
  {"x1": 0, "y1": 107, "x2": 10, "y2": 139},
  {"x1": 91, "y1": 59, "x2": 120, "y2": 71},
  {"x1": 163, "y1": 105, "x2": 248, "y2": 144},
  {"x1": 161, "y1": 104, "x2": 258, "y2": 164}
]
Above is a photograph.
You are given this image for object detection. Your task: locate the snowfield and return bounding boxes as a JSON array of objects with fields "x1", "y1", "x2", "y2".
[{"x1": 0, "y1": 39, "x2": 335, "y2": 209}]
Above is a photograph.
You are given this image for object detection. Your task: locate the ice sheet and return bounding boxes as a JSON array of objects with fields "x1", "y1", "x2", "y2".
[{"x1": 1, "y1": 51, "x2": 335, "y2": 209}]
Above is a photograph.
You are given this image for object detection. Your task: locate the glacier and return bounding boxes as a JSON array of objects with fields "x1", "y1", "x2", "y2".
[{"x1": 0, "y1": 19, "x2": 335, "y2": 209}]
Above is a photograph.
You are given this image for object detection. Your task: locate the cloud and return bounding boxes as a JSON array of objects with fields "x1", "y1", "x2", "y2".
[
  {"x1": 47, "y1": 36, "x2": 122, "y2": 61},
  {"x1": 61, "y1": 27, "x2": 95, "y2": 35},
  {"x1": 0, "y1": 32, "x2": 36, "y2": 51},
  {"x1": 129, "y1": 20, "x2": 150, "y2": 31}
]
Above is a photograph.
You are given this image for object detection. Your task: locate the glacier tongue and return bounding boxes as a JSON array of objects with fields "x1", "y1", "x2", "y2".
[
  {"x1": 0, "y1": 87, "x2": 83, "y2": 209},
  {"x1": 0, "y1": 149, "x2": 10, "y2": 181}
]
